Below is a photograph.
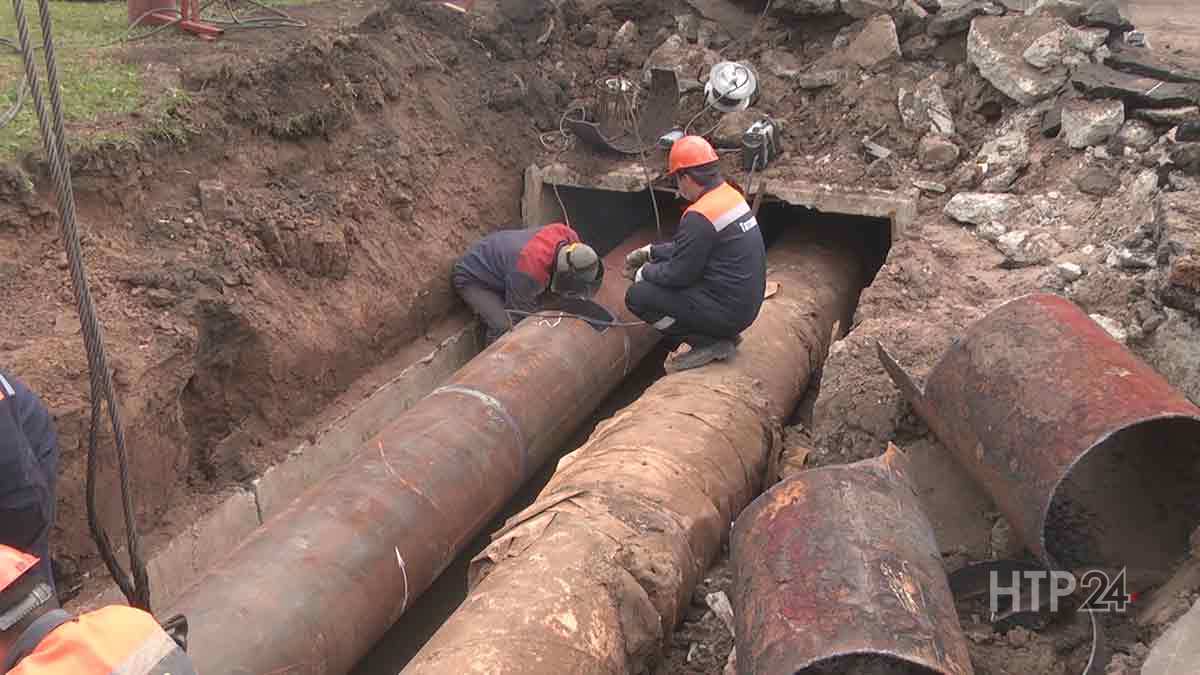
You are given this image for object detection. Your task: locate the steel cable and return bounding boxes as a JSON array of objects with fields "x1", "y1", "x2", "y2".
[{"x1": 10, "y1": 0, "x2": 150, "y2": 611}]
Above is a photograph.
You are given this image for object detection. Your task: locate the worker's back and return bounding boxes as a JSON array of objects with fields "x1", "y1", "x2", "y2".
[
  {"x1": 683, "y1": 182, "x2": 767, "y2": 331},
  {"x1": 8, "y1": 605, "x2": 195, "y2": 675}
]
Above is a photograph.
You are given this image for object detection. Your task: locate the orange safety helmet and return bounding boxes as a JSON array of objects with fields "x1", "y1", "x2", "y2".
[
  {"x1": 667, "y1": 135, "x2": 719, "y2": 175},
  {"x1": 0, "y1": 545, "x2": 37, "y2": 594}
]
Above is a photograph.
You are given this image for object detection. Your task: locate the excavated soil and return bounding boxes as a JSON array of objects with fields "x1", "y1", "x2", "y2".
[{"x1": 5, "y1": 0, "x2": 1200, "y2": 672}]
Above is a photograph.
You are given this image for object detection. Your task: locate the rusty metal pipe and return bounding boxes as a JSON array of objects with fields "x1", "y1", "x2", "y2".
[
  {"x1": 878, "y1": 293, "x2": 1200, "y2": 575},
  {"x1": 163, "y1": 234, "x2": 661, "y2": 675},
  {"x1": 402, "y1": 227, "x2": 864, "y2": 674},
  {"x1": 730, "y1": 445, "x2": 974, "y2": 675}
]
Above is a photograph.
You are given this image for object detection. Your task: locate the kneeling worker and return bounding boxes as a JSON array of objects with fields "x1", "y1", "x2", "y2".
[
  {"x1": 452, "y1": 222, "x2": 604, "y2": 344},
  {"x1": 624, "y1": 135, "x2": 767, "y2": 372},
  {"x1": 0, "y1": 545, "x2": 196, "y2": 673}
]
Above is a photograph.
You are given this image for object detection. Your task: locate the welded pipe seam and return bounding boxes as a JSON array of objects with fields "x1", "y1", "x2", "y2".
[{"x1": 429, "y1": 384, "x2": 527, "y2": 471}]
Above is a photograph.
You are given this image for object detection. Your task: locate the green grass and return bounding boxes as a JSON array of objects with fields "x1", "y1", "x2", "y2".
[
  {"x1": 0, "y1": 0, "x2": 318, "y2": 161},
  {"x1": 0, "y1": 1, "x2": 140, "y2": 159}
]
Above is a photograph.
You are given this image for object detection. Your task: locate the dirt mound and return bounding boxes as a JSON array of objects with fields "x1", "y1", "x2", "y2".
[{"x1": 1, "y1": 0, "x2": 558, "y2": 595}]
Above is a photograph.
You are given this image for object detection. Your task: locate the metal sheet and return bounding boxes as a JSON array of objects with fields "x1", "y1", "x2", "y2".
[
  {"x1": 878, "y1": 293, "x2": 1200, "y2": 574},
  {"x1": 731, "y1": 445, "x2": 974, "y2": 675},
  {"x1": 164, "y1": 235, "x2": 661, "y2": 675}
]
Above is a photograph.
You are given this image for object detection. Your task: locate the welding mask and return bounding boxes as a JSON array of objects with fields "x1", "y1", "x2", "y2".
[{"x1": 551, "y1": 242, "x2": 604, "y2": 300}]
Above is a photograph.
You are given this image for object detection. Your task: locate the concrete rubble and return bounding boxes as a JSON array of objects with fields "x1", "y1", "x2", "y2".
[
  {"x1": 974, "y1": 129, "x2": 1030, "y2": 191},
  {"x1": 968, "y1": 16, "x2": 1071, "y2": 104},
  {"x1": 997, "y1": 228, "x2": 1061, "y2": 267},
  {"x1": 899, "y1": 75, "x2": 955, "y2": 135},
  {"x1": 847, "y1": 15, "x2": 903, "y2": 71},
  {"x1": 771, "y1": 0, "x2": 842, "y2": 15},
  {"x1": 919, "y1": 134, "x2": 961, "y2": 170},
  {"x1": 944, "y1": 191, "x2": 1022, "y2": 226},
  {"x1": 1156, "y1": 191, "x2": 1200, "y2": 317},
  {"x1": 1061, "y1": 98, "x2": 1124, "y2": 147}
]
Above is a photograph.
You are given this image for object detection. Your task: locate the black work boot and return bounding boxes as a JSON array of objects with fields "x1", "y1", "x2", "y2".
[{"x1": 664, "y1": 338, "x2": 738, "y2": 373}]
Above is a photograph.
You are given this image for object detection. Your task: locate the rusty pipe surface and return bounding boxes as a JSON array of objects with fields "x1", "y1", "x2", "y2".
[
  {"x1": 878, "y1": 293, "x2": 1200, "y2": 575},
  {"x1": 730, "y1": 444, "x2": 974, "y2": 675},
  {"x1": 402, "y1": 227, "x2": 865, "y2": 674},
  {"x1": 163, "y1": 234, "x2": 661, "y2": 675}
]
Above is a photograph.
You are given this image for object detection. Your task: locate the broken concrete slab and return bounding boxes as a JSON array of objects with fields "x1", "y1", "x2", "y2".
[
  {"x1": 1170, "y1": 143, "x2": 1200, "y2": 176},
  {"x1": 1071, "y1": 63, "x2": 1200, "y2": 108},
  {"x1": 968, "y1": 16, "x2": 1071, "y2": 105},
  {"x1": 902, "y1": 33, "x2": 939, "y2": 60},
  {"x1": 899, "y1": 76, "x2": 954, "y2": 136},
  {"x1": 975, "y1": 129, "x2": 1031, "y2": 192},
  {"x1": 1155, "y1": 191, "x2": 1200, "y2": 317},
  {"x1": 927, "y1": 0, "x2": 993, "y2": 38},
  {"x1": 1141, "y1": 597, "x2": 1200, "y2": 675},
  {"x1": 760, "y1": 48, "x2": 803, "y2": 79},
  {"x1": 944, "y1": 191, "x2": 1022, "y2": 225},
  {"x1": 1023, "y1": 0, "x2": 1087, "y2": 23},
  {"x1": 919, "y1": 133, "x2": 961, "y2": 170},
  {"x1": 765, "y1": 180, "x2": 917, "y2": 237},
  {"x1": 1061, "y1": 98, "x2": 1124, "y2": 148},
  {"x1": 998, "y1": 229, "x2": 1061, "y2": 268},
  {"x1": 841, "y1": 0, "x2": 901, "y2": 18},
  {"x1": 847, "y1": 15, "x2": 902, "y2": 71},
  {"x1": 1105, "y1": 48, "x2": 1200, "y2": 85},
  {"x1": 1056, "y1": 261, "x2": 1084, "y2": 281},
  {"x1": 1065, "y1": 26, "x2": 1108, "y2": 53},
  {"x1": 1136, "y1": 107, "x2": 1200, "y2": 126},
  {"x1": 1116, "y1": 119, "x2": 1159, "y2": 151},
  {"x1": 1080, "y1": 0, "x2": 1132, "y2": 33},
  {"x1": 1142, "y1": 309, "x2": 1200, "y2": 407},
  {"x1": 1022, "y1": 24, "x2": 1072, "y2": 70},
  {"x1": 770, "y1": 0, "x2": 841, "y2": 15},
  {"x1": 795, "y1": 65, "x2": 848, "y2": 89}
]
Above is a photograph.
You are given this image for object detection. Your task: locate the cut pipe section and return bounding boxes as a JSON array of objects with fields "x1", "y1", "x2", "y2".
[
  {"x1": 403, "y1": 227, "x2": 864, "y2": 674},
  {"x1": 164, "y1": 234, "x2": 661, "y2": 675},
  {"x1": 731, "y1": 445, "x2": 974, "y2": 675},
  {"x1": 878, "y1": 293, "x2": 1200, "y2": 575}
]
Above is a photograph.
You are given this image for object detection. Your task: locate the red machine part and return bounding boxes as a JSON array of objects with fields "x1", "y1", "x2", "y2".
[{"x1": 128, "y1": 0, "x2": 222, "y2": 40}]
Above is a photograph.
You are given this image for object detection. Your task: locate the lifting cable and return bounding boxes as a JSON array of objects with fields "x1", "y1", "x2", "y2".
[{"x1": 9, "y1": 0, "x2": 151, "y2": 611}]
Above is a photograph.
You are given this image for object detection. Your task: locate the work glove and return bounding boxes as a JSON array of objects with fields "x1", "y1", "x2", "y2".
[{"x1": 623, "y1": 245, "x2": 652, "y2": 279}]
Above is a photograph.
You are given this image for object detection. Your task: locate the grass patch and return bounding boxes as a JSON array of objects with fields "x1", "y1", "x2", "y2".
[
  {"x1": 0, "y1": 0, "x2": 319, "y2": 162},
  {"x1": 0, "y1": 1, "x2": 139, "y2": 160}
]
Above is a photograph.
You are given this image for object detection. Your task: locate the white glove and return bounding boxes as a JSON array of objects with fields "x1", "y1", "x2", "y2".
[
  {"x1": 635, "y1": 264, "x2": 645, "y2": 283},
  {"x1": 625, "y1": 244, "x2": 652, "y2": 269}
]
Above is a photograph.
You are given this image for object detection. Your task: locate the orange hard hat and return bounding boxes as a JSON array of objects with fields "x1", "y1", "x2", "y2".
[
  {"x1": 0, "y1": 545, "x2": 38, "y2": 593},
  {"x1": 667, "y1": 135, "x2": 719, "y2": 175}
]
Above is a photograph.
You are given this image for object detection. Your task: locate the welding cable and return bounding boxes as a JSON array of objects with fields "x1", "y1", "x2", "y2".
[{"x1": 506, "y1": 309, "x2": 648, "y2": 328}]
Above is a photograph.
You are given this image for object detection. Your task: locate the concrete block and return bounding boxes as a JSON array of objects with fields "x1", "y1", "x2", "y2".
[
  {"x1": 76, "y1": 489, "x2": 259, "y2": 612},
  {"x1": 766, "y1": 181, "x2": 917, "y2": 240},
  {"x1": 253, "y1": 324, "x2": 480, "y2": 520}
]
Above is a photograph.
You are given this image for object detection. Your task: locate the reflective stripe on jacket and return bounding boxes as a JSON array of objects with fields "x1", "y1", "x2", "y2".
[
  {"x1": 643, "y1": 182, "x2": 767, "y2": 331},
  {"x1": 10, "y1": 606, "x2": 196, "y2": 675}
]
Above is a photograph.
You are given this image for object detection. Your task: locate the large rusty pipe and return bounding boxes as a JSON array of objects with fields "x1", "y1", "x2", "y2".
[
  {"x1": 878, "y1": 293, "x2": 1200, "y2": 575},
  {"x1": 163, "y1": 234, "x2": 661, "y2": 675},
  {"x1": 403, "y1": 227, "x2": 864, "y2": 674},
  {"x1": 730, "y1": 445, "x2": 974, "y2": 675}
]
